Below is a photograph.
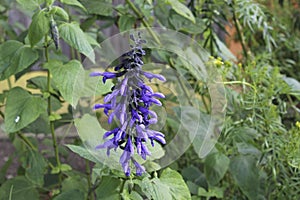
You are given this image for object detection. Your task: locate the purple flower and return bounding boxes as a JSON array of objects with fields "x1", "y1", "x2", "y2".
[{"x1": 91, "y1": 33, "x2": 166, "y2": 176}]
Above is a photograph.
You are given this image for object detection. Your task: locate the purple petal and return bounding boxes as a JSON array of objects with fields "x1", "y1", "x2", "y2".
[
  {"x1": 104, "y1": 89, "x2": 119, "y2": 103},
  {"x1": 90, "y1": 72, "x2": 103, "y2": 77},
  {"x1": 132, "y1": 159, "x2": 145, "y2": 176},
  {"x1": 122, "y1": 160, "x2": 130, "y2": 176},
  {"x1": 142, "y1": 72, "x2": 166, "y2": 82},
  {"x1": 120, "y1": 77, "x2": 128, "y2": 95},
  {"x1": 95, "y1": 138, "x2": 118, "y2": 156},
  {"x1": 150, "y1": 98, "x2": 162, "y2": 106},
  {"x1": 103, "y1": 127, "x2": 119, "y2": 139},
  {"x1": 93, "y1": 104, "x2": 111, "y2": 110},
  {"x1": 152, "y1": 92, "x2": 165, "y2": 98}
]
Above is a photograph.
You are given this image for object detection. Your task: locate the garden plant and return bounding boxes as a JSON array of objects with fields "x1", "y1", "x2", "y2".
[{"x1": 0, "y1": 0, "x2": 300, "y2": 199}]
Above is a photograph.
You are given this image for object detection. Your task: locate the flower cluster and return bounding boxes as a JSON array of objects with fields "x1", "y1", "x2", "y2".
[{"x1": 90, "y1": 33, "x2": 166, "y2": 176}]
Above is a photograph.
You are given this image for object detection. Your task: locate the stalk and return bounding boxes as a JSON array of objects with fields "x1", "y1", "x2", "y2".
[
  {"x1": 44, "y1": 35, "x2": 62, "y2": 180},
  {"x1": 231, "y1": 0, "x2": 248, "y2": 61},
  {"x1": 85, "y1": 160, "x2": 94, "y2": 200},
  {"x1": 125, "y1": 0, "x2": 160, "y2": 45},
  {"x1": 17, "y1": 132, "x2": 37, "y2": 151}
]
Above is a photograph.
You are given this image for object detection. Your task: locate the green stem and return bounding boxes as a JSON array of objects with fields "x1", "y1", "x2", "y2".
[
  {"x1": 0, "y1": 110, "x2": 4, "y2": 119},
  {"x1": 201, "y1": 94, "x2": 210, "y2": 114},
  {"x1": 125, "y1": 0, "x2": 160, "y2": 44},
  {"x1": 231, "y1": 1, "x2": 248, "y2": 61},
  {"x1": 45, "y1": 35, "x2": 62, "y2": 179},
  {"x1": 120, "y1": 178, "x2": 127, "y2": 195},
  {"x1": 7, "y1": 78, "x2": 12, "y2": 89},
  {"x1": 85, "y1": 160, "x2": 94, "y2": 200},
  {"x1": 168, "y1": 58, "x2": 193, "y2": 106},
  {"x1": 17, "y1": 132, "x2": 37, "y2": 151}
]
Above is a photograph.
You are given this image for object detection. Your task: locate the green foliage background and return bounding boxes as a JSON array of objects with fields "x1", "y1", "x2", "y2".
[{"x1": 0, "y1": 0, "x2": 300, "y2": 199}]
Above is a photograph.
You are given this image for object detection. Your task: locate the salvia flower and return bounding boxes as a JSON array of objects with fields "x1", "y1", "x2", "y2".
[{"x1": 91, "y1": 33, "x2": 166, "y2": 176}]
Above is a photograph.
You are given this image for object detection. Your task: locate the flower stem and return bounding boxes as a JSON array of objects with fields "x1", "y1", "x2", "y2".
[
  {"x1": 85, "y1": 159, "x2": 94, "y2": 200},
  {"x1": 17, "y1": 132, "x2": 37, "y2": 151},
  {"x1": 125, "y1": 0, "x2": 160, "y2": 45},
  {"x1": 7, "y1": 78, "x2": 12, "y2": 89},
  {"x1": 44, "y1": 35, "x2": 62, "y2": 180},
  {"x1": 231, "y1": 0, "x2": 248, "y2": 62},
  {"x1": 168, "y1": 58, "x2": 194, "y2": 106}
]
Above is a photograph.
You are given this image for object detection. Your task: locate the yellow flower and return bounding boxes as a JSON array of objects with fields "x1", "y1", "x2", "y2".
[{"x1": 296, "y1": 121, "x2": 300, "y2": 128}]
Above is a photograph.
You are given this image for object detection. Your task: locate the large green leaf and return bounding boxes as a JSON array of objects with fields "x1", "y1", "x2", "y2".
[
  {"x1": 45, "y1": 61, "x2": 112, "y2": 107},
  {"x1": 81, "y1": 0, "x2": 113, "y2": 16},
  {"x1": 61, "y1": 0, "x2": 86, "y2": 11},
  {"x1": 28, "y1": 9, "x2": 50, "y2": 47},
  {"x1": 165, "y1": 0, "x2": 195, "y2": 23},
  {"x1": 0, "y1": 176, "x2": 39, "y2": 200},
  {"x1": 204, "y1": 152, "x2": 230, "y2": 186},
  {"x1": 53, "y1": 190, "x2": 85, "y2": 200},
  {"x1": 74, "y1": 114, "x2": 105, "y2": 144},
  {"x1": 229, "y1": 155, "x2": 265, "y2": 200},
  {"x1": 80, "y1": 70, "x2": 113, "y2": 97},
  {"x1": 159, "y1": 168, "x2": 191, "y2": 200},
  {"x1": 0, "y1": 40, "x2": 23, "y2": 74},
  {"x1": 66, "y1": 145, "x2": 99, "y2": 163},
  {"x1": 16, "y1": 0, "x2": 44, "y2": 10},
  {"x1": 52, "y1": 6, "x2": 69, "y2": 21},
  {"x1": 4, "y1": 87, "x2": 47, "y2": 133},
  {"x1": 95, "y1": 176, "x2": 121, "y2": 200},
  {"x1": 61, "y1": 175, "x2": 88, "y2": 194},
  {"x1": 59, "y1": 22, "x2": 95, "y2": 62},
  {"x1": 141, "y1": 168, "x2": 191, "y2": 200},
  {"x1": 141, "y1": 178, "x2": 172, "y2": 200},
  {"x1": 0, "y1": 44, "x2": 39, "y2": 80},
  {"x1": 21, "y1": 151, "x2": 47, "y2": 186},
  {"x1": 118, "y1": 15, "x2": 136, "y2": 32},
  {"x1": 44, "y1": 60, "x2": 85, "y2": 107}
]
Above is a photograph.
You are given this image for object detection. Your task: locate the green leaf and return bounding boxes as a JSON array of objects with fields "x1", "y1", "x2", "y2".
[
  {"x1": 53, "y1": 190, "x2": 85, "y2": 200},
  {"x1": 182, "y1": 166, "x2": 206, "y2": 186},
  {"x1": 16, "y1": 0, "x2": 44, "y2": 10},
  {"x1": 229, "y1": 155, "x2": 265, "y2": 200},
  {"x1": 129, "y1": 191, "x2": 143, "y2": 200},
  {"x1": 204, "y1": 152, "x2": 230, "y2": 186},
  {"x1": 0, "y1": 45, "x2": 39, "y2": 80},
  {"x1": 62, "y1": 175, "x2": 88, "y2": 194},
  {"x1": 28, "y1": 10, "x2": 50, "y2": 47},
  {"x1": 198, "y1": 186, "x2": 224, "y2": 198},
  {"x1": 4, "y1": 87, "x2": 47, "y2": 133},
  {"x1": 60, "y1": 164, "x2": 72, "y2": 172},
  {"x1": 22, "y1": 113, "x2": 51, "y2": 134},
  {"x1": 160, "y1": 168, "x2": 191, "y2": 200},
  {"x1": 141, "y1": 178, "x2": 172, "y2": 200},
  {"x1": 85, "y1": 33, "x2": 100, "y2": 47},
  {"x1": 80, "y1": 70, "x2": 113, "y2": 97},
  {"x1": 0, "y1": 155, "x2": 13, "y2": 184},
  {"x1": 21, "y1": 151, "x2": 47, "y2": 186},
  {"x1": 283, "y1": 76, "x2": 300, "y2": 94},
  {"x1": 118, "y1": 15, "x2": 136, "y2": 32},
  {"x1": 169, "y1": 11, "x2": 204, "y2": 34},
  {"x1": 95, "y1": 176, "x2": 121, "y2": 200},
  {"x1": 165, "y1": 0, "x2": 195, "y2": 23},
  {"x1": 73, "y1": 114, "x2": 105, "y2": 145},
  {"x1": 66, "y1": 144, "x2": 99, "y2": 163},
  {"x1": 0, "y1": 176, "x2": 39, "y2": 200},
  {"x1": 44, "y1": 60, "x2": 85, "y2": 107},
  {"x1": 0, "y1": 40, "x2": 23, "y2": 74},
  {"x1": 81, "y1": 0, "x2": 113, "y2": 16},
  {"x1": 61, "y1": 0, "x2": 86, "y2": 11},
  {"x1": 52, "y1": 6, "x2": 69, "y2": 21},
  {"x1": 59, "y1": 22, "x2": 95, "y2": 62}
]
